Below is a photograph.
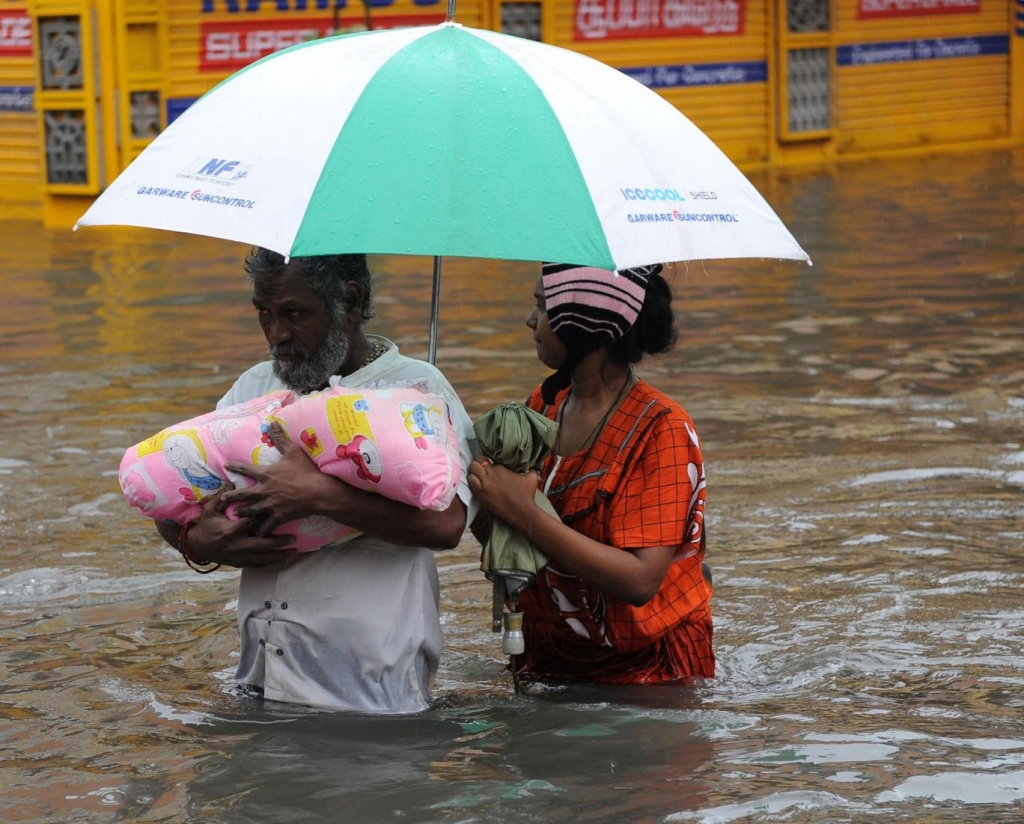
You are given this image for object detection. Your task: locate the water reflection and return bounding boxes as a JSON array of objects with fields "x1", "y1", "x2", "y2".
[
  {"x1": 1, "y1": 148, "x2": 1022, "y2": 822},
  {"x1": 183, "y1": 694, "x2": 715, "y2": 821}
]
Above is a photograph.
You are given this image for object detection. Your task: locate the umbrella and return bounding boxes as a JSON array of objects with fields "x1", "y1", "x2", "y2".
[
  {"x1": 74, "y1": 21, "x2": 811, "y2": 362},
  {"x1": 473, "y1": 403, "x2": 560, "y2": 633}
]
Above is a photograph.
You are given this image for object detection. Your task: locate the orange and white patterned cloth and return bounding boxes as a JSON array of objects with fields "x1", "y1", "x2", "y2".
[{"x1": 518, "y1": 379, "x2": 714, "y2": 683}]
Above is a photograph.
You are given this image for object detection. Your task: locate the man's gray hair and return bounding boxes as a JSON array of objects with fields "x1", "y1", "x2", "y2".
[{"x1": 244, "y1": 247, "x2": 375, "y2": 321}]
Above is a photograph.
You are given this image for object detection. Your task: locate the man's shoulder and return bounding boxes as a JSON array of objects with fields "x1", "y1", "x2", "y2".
[
  {"x1": 372, "y1": 353, "x2": 453, "y2": 393},
  {"x1": 238, "y1": 360, "x2": 278, "y2": 381},
  {"x1": 368, "y1": 353, "x2": 473, "y2": 427},
  {"x1": 218, "y1": 361, "x2": 283, "y2": 408}
]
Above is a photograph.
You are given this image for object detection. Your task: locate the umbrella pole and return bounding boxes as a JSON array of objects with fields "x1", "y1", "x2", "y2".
[
  {"x1": 428, "y1": 254, "x2": 442, "y2": 365},
  {"x1": 431, "y1": 0, "x2": 452, "y2": 358}
]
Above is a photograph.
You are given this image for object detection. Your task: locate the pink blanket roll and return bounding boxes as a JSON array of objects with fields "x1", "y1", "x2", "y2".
[{"x1": 119, "y1": 386, "x2": 462, "y2": 552}]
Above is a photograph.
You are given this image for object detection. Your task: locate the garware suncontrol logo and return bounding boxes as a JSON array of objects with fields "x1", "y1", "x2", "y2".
[
  {"x1": 134, "y1": 186, "x2": 257, "y2": 209},
  {"x1": 620, "y1": 187, "x2": 686, "y2": 202},
  {"x1": 673, "y1": 211, "x2": 738, "y2": 222},
  {"x1": 625, "y1": 210, "x2": 740, "y2": 223},
  {"x1": 190, "y1": 190, "x2": 257, "y2": 208}
]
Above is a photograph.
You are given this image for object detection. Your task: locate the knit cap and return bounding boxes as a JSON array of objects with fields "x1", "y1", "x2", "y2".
[
  {"x1": 539, "y1": 262, "x2": 662, "y2": 402},
  {"x1": 541, "y1": 262, "x2": 662, "y2": 347}
]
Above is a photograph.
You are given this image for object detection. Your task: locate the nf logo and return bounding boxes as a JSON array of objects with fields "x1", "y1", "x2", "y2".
[
  {"x1": 199, "y1": 158, "x2": 241, "y2": 176},
  {"x1": 177, "y1": 156, "x2": 251, "y2": 186}
]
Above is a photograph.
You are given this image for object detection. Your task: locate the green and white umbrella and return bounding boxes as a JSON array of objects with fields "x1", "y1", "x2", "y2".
[{"x1": 77, "y1": 22, "x2": 810, "y2": 357}]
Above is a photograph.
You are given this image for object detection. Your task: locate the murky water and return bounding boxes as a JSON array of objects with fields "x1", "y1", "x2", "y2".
[{"x1": 2, "y1": 148, "x2": 1023, "y2": 823}]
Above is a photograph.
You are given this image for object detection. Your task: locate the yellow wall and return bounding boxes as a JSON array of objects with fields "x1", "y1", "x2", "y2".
[
  {"x1": 2, "y1": 0, "x2": 1022, "y2": 221},
  {"x1": 0, "y1": 1, "x2": 41, "y2": 214},
  {"x1": 543, "y1": 0, "x2": 774, "y2": 166},
  {"x1": 1015, "y1": 0, "x2": 1024, "y2": 139},
  {"x1": 834, "y1": 0, "x2": 1012, "y2": 158},
  {"x1": 162, "y1": 0, "x2": 485, "y2": 114}
]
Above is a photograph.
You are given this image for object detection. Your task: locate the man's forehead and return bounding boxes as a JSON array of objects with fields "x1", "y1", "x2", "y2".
[
  {"x1": 253, "y1": 267, "x2": 321, "y2": 303},
  {"x1": 252, "y1": 291, "x2": 319, "y2": 307}
]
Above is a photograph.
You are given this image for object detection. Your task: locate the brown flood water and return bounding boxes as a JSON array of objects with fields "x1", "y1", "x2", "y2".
[{"x1": 1, "y1": 148, "x2": 1022, "y2": 823}]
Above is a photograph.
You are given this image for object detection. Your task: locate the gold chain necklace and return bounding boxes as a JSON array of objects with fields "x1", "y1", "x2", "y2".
[{"x1": 360, "y1": 340, "x2": 388, "y2": 369}]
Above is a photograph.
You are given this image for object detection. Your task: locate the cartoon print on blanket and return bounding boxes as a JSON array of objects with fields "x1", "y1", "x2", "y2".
[{"x1": 119, "y1": 386, "x2": 461, "y2": 552}]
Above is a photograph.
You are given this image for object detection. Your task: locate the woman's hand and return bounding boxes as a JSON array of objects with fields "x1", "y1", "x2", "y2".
[
  {"x1": 218, "y1": 422, "x2": 351, "y2": 536},
  {"x1": 469, "y1": 459, "x2": 676, "y2": 607},
  {"x1": 467, "y1": 459, "x2": 540, "y2": 532}
]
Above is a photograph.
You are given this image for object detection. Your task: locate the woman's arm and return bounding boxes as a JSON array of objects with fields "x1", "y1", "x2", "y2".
[{"x1": 468, "y1": 460, "x2": 673, "y2": 606}]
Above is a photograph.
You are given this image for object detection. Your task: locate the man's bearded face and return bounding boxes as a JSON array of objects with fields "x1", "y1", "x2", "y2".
[{"x1": 270, "y1": 306, "x2": 349, "y2": 393}]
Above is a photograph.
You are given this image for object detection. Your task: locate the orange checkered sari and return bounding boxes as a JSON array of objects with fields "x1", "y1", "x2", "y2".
[{"x1": 517, "y1": 379, "x2": 714, "y2": 683}]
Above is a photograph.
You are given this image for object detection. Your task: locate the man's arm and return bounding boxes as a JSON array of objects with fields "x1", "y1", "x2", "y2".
[{"x1": 216, "y1": 423, "x2": 468, "y2": 549}]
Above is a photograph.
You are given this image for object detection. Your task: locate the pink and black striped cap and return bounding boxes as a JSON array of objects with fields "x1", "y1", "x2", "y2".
[{"x1": 541, "y1": 262, "x2": 662, "y2": 348}]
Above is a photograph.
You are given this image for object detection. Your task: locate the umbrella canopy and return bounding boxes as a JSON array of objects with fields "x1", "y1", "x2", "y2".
[
  {"x1": 76, "y1": 22, "x2": 810, "y2": 272},
  {"x1": 473, "y1": 403, "x2": 559, "y2": 632}
]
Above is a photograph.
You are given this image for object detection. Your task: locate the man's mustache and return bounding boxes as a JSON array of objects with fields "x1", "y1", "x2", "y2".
[{"x1": 270, "y1": 342, "x2": 309, "y2": 358}]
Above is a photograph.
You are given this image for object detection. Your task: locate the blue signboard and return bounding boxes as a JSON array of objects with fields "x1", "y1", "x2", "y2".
[
  {"x1": 621, "y1": 61, "x2": 767, "y2": 89},
  {"x1": 836, "y1": 35, "x2": 1008, "y2": 66},
  {"x1": 0, "y1": 86, "x2": 33, "y2": 112}
]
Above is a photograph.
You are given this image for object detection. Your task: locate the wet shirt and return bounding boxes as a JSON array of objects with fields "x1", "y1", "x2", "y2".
[
  {"x1": 217, "y1": 338, "x2": 474, "y2": 713},
  {"x1": 518, "y1": 379, "x2": 715, "y2": 683}
]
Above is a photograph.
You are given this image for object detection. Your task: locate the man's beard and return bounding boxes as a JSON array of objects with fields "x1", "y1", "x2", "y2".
[{"x1": 270, "y1": 318, "x2": 350, "y2": 393}]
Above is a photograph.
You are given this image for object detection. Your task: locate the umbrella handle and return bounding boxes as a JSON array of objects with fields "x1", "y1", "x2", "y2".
[{"x1": 428, "y1": 255, "x2": 442, "y2": 365}]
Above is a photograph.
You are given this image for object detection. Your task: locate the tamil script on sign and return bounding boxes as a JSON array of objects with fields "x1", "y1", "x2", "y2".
[
  {"x1": 574, "y1": 0, "x2": 744, "y2": 40},
  {"x1": 858, "y1": 0, "x2": 978, "y2": 18}
]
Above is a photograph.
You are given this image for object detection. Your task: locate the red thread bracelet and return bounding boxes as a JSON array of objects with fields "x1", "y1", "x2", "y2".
[{"x1": 178, "y1": 521, "x2": 221, "y2": 574}]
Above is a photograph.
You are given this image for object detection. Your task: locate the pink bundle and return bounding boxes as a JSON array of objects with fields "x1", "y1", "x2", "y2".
[{"x1": 119, "y1": 386, "x2": 461, "y2": 552}]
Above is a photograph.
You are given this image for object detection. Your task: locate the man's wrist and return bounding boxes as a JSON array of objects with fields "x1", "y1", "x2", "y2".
[
  {"x1": 178, "y1": 521, "x2": 221, "y2": 574},
  {"x1": 309, "y1": 474, "x2": 358, "y2": 522}
]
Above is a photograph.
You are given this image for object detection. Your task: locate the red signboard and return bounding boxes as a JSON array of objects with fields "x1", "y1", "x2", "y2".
[
  {"x1": 574, "y1": 0, "x2": 744, "y2": 40},
  {"x1": 200, "y1": 15, "x2": 444, "y2": 72},
  {"x1": 858, "y1": 0, "x2": 979, "y2": 18},
  {"x1": 0, "y1": 10, "x2": 33, "y2": 56}
]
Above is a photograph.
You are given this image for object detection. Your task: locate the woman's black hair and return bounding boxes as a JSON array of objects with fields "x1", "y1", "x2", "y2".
[
  {"x1": 608, "y1": 269, "x2": 678, "y2": 365},
  {"x1": 243, "y1": 247, "x2": 375, "y2": 322}
]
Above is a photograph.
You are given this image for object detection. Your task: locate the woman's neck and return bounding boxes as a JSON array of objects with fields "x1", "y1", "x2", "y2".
[
  {"x1": 567, "y1": 351, "x2": 633, "y2": 411},
  {"x1": 554, "y1": 352, "x2": 634, "y2": 456}
]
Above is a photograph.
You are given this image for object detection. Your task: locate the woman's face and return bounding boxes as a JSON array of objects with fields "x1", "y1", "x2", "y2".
[{"x1": 526, "y1": 276, "x2": 567, "y2": 370}]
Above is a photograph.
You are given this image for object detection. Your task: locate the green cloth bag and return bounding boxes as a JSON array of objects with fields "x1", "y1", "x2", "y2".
[{"x1": 473, "y1": 402, "x2": 560, "y2": 631}]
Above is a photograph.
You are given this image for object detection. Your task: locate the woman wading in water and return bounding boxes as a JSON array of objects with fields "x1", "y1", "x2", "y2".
[{"x1": 469, "y1": 262, "x2": 714, "y2": 684}]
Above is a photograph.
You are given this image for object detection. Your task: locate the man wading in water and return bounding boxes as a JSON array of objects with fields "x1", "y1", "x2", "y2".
[{"x1": 156, "y1": 249, "x2": 476, "y2": 713}]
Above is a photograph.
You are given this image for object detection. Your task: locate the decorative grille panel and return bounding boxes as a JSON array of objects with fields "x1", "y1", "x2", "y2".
[
  {"x1": 501, "y1": 3, "x2": 541, "y2": 41},
  {"x1": 130, "y1": 91, "x2": 161, "y2": 138},
  {"x1": 787, "y1": 48, "x2": 830, "y2": 133},
  {"x1": 39, "y1": 17, "x2": 83, "y2": 91},
  {"x1": 787, "y1": 0, "x2": 828, "y2": 33},
  {"x1": 44, "y1": 109, "x2": 88, "y2": 184}
]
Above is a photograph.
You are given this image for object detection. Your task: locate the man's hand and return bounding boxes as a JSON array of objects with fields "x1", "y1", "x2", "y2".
[
  {"x1": 158, "y1": 483, "x2": 295, "y2": 569},
  {"x1": 217, "y1": 422, "x2": 352, "y2": 537}
]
